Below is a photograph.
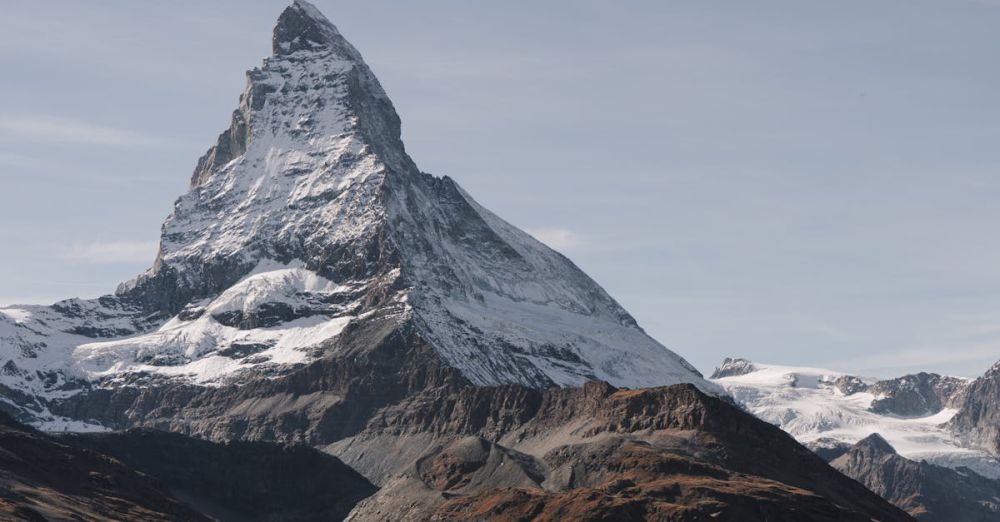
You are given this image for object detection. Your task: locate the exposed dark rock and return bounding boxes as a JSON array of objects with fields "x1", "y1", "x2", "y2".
[
  {"x1": 832, "y1": 433, "x2": 1000, "y2": 521},
  {"x1": 216, "y1": 342, "x2": 273, "y2": 359},
  {"x1": 950, "y1": 361, "x2": 1000, "y2": 456},
  {"x1": 709, "y1": 357, "x2": 756, "y2": 379},
  {"x1": 870, "y1": 372, "x2": 969, "y2": 417},
  {"x1": 211, "y1": 301, "x2": 334, "y2": 329},
  {"x1": 833, "y1": 375, "x2": 869, "y2": 395}
]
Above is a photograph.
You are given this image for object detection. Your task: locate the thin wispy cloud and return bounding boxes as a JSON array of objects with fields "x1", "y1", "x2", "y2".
[
  {"x1": 0, "y1": 115, "x2": 169, "y2": 148},
  {"x1": 63, "y1": 240, "x2": 158, "y2": 263},
  {"x1": 527, "y1": 227, "x2": 586, "y2": 251}
]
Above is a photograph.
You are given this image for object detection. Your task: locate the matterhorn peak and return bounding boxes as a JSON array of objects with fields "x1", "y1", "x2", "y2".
[
  {"x1": 272, "y1": 0, "x2": 361, "y2": 60},
  {"x1": 0, "y1": 0, "x2": 719, "y2": 435}
]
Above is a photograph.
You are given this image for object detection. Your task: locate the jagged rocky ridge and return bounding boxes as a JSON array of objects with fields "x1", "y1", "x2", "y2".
[
  {"x1": 831, "y1": 434, "x2": 1000, "y2": 521},
  {"x1": 0, "y1": 0, "x2": 717, "y2": 435},
  {"x1": 329, "y1": 382, "x2": 911, "y2": 521}
]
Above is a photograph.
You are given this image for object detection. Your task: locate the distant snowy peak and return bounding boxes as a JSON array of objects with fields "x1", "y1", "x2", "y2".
[
  {"x1": 709, "y1": 357, "x2": 756, "y2": 379},
  {"x1": 711, "y1": 358, "x2": 999, "y2": 479}
]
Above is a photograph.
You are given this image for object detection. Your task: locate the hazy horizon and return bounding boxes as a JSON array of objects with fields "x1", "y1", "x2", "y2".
[{"x1": 2, "y1": 0, "x2": 998, "y2": 378}]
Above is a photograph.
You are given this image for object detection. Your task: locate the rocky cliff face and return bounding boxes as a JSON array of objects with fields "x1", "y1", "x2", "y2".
[
  {"x1": 328, "y1": 382, "x2": 912, "y2": 521},
  {"x1": 869, "y1": 372, "x2": 968, "y2": 417},
  {"x1": 0, "y1": 0, "x2": 717, "y2": 436},
  {"x1": 951, "y1": 362, "x2": 1000, "y2": 456},
  {"x1": 832, "y1": 434, "x2": 1000, "y2": 521}
]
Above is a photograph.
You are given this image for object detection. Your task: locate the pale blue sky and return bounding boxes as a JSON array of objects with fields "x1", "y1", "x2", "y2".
[{"x1": 2, "y1": 0, "x2": 999, "y2": 378}]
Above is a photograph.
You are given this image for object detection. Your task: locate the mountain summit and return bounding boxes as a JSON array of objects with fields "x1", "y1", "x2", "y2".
[
  {"x1": 0, "y1": 1, "x2": 715, "y2": 433},
  {"x1": 273, "y1": 0, "x2": 363, "y2": 57}
]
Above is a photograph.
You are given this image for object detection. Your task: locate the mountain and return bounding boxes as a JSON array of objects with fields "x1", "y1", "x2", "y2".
[
  {"x1": 710, "y1": 358, "x2": 1000, "y2": 479},
  {"x1": 0, "y1": 2, "x2": 959, "y2": 519},
  {"x1": 950, "y1": 362, "x2": 1000, "y2": 457},
  {"x1": 868, "y1": 373, "x2": 968, "y2": 417},
  {"x1": 0, "y1": 410, "x2": 374, "y2": 521},
  {"x1": 331, "y1": 382, "x2": 911, "y2": 521},
  {"x1": 0, "y1": 0, "x2": 716, "y2": 437},
  {"x1": 831, "y1": 434, "x2": 1000, "y2": 521}
]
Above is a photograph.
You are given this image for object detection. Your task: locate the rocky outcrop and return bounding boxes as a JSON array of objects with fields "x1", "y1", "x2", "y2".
[
  {"x1": 829, "y1": 371, "x2": 968, "y2": 417},
  {"x1": 870, "y1": 372, "x2": 969, "y2": 417},
  {"x1": 710, "y1": 357, "x2": 756, "y2": 378},
  {"x1": 950, "y1": 361, "x2": 1000, "y2": 456},
  {"x1": 332, "y1": 382, "x2": 912, "y2": 521},
  {"x1": 832, "y1": 434, "x2": 1000, "y2": 521},
  {"x1": 833, "y1": 374, "x2": 869, "y2": 395}
]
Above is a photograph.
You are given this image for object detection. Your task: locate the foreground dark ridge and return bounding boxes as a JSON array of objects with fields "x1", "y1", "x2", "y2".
[
  {"x1": 0, "y1": 411, "x2": 374, "y2": 521},
  {"x1": 0, "y1": 413, "x2": 203, "y2": 521}
]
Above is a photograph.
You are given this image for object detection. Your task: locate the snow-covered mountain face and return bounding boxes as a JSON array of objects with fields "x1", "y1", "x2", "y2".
[
  {"x1": 0, "y1": 1, "x2": 716, "y2": 429},
  {"x1": 711, "y1": 359, "x2": 1000, "y2": 479}
]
